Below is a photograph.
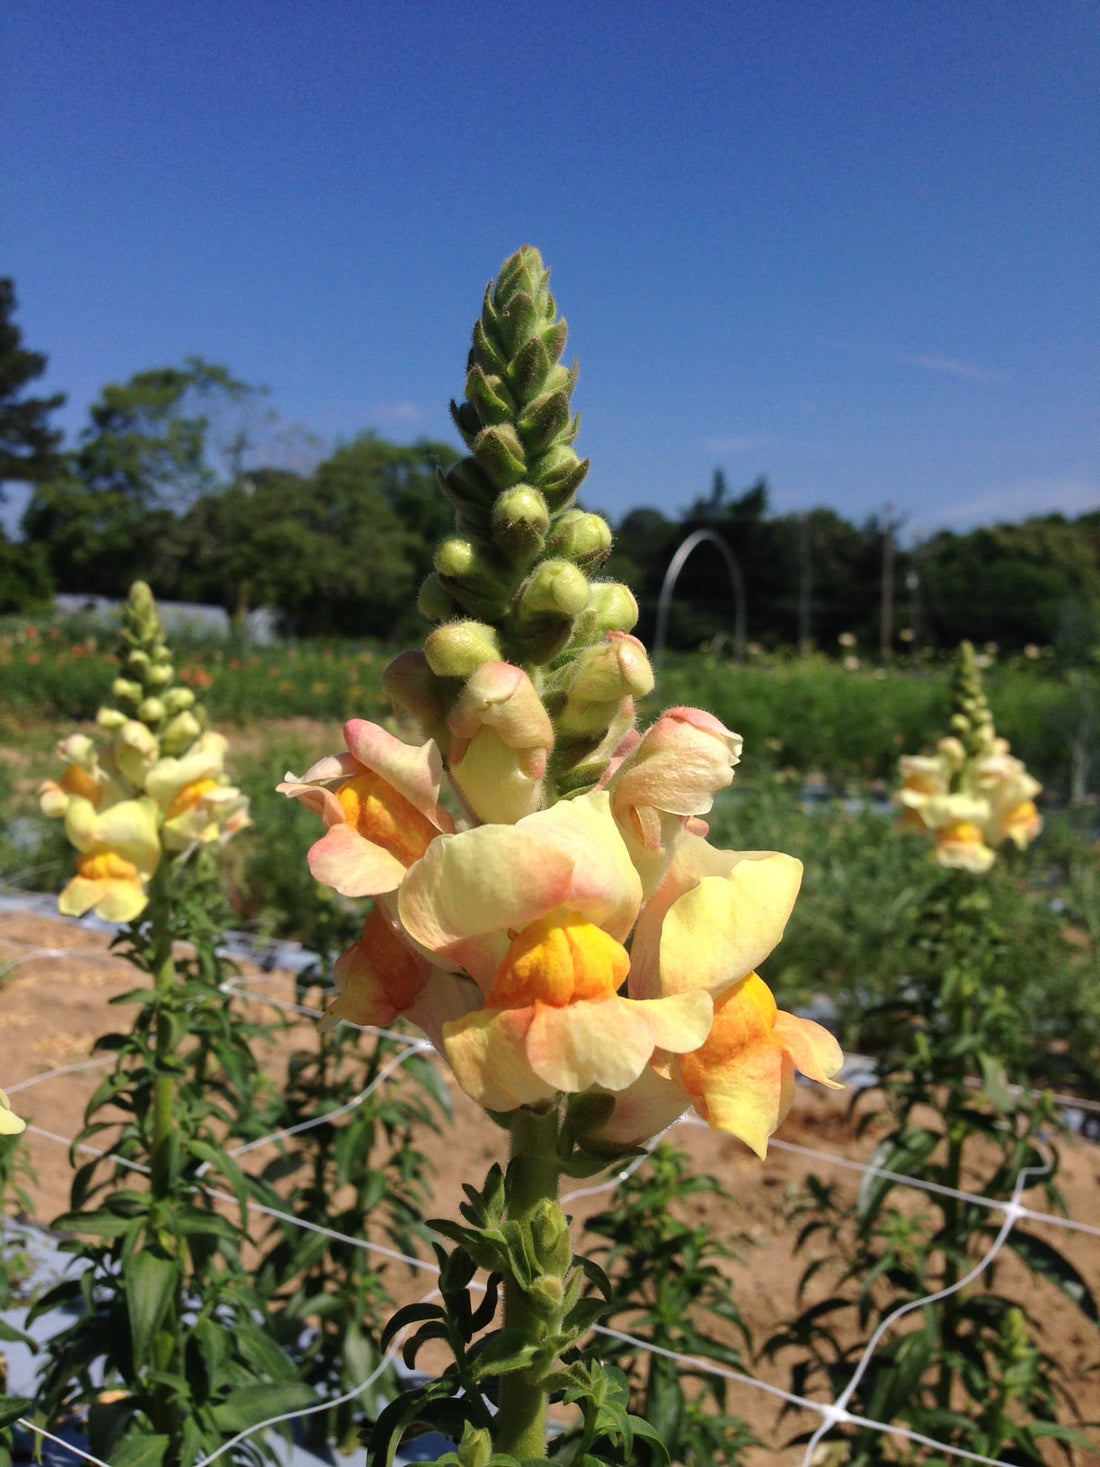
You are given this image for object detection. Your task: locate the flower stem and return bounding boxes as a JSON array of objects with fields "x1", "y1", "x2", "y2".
[
  {"x1": 494, "y1": 1104, "x2": 564, "y2": 1459},
  {"x1": 147, "y1": 863, "x2": 183, "y2": 1450}
]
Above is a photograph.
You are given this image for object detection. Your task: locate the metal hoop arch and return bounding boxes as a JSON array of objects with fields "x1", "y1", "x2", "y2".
[{"x1": 653, "y1": 528, "x2": 747, "y2": 665}]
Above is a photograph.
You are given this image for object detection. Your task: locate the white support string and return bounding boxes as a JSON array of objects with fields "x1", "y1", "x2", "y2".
[{"x1": 5, "y1": 938, "x2": 1098, "y2": 1467}]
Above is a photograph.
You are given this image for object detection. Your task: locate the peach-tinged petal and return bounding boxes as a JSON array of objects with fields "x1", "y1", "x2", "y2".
[
  {"x1": 307, "y1": 823, "x2": 409, "y2": 897},
  {"x1": 514, "y1": 791, "x2": 642, "y2": 941},
  {"x1": 634, "y1": 991, "x2": 714, "y2": 1054},
  {"x1": 595, "y1": 1065, "x2": 692, "y2": 1148},
  {"x1": 652, "y1": 853, "x2": 803, "y2": 999},
  {"x1": 343, "y1": 720, "x2": 453, "y2": 830},
  {"x1": 696, "y1": 1045, "x2": 793, "y2": 1160},
  {"x1": 772, "y1": 1012, "x2": 844, "y2": 1087},
  {"x1": 609, "y1": 707, "x2": 742, "y2": 819},
  {"x1": 675, "y1": 973, "x2": 841, "y2": 1158},
  {"x1": 276, "y1": 780, "x2": 346, "y2": 827},
  {"x1": 401, "y1": 829, "x2": 575, "y2": 983},
  {"x1": 527, "y1": 997, "x2": 657, "y2": 1093},
  {"x1": 289, "y1": 751, "x2": 359, "y2": 786},
  {"x1": 443, "y1": 1007, "x2": 558, "y2": 1111},
  {"x1": 325, "y1": 908, "x2": 434, "y2": 1028}
]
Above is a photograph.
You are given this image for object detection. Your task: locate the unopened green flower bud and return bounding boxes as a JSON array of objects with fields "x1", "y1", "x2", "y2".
[
  {"x1": 518, "y1": 560, "x2": 589, "y2": 620},
  {"x1": 424, "y1": 621, "x2": 502, "y2": 679},
  {"x1": 491, "y1": 485, "x2": 549, "y2": 564},
  {"x1": 546, "y1": 509, "x2": 613, "y2": 571},
  {"x1": 162, "y1": 687, "x2": 195, "y2": 714},
  {"x1": 517, "y1": 388, "x2": 571, "y2": 457},
  {"x1": 455, "y1": 1424, "x2": 493, "y2": 1467},
  {"x1": 526, "y1": 441, "x2": 588, "y2": 510},
  {"x1": 138, "y1": 696, "x2": 166, "y2": 726},
  {"x1": 160, "y1": 710, "x2": 202, "y2": 755},
  {"x1": 586, "y1": 582, "x2": 640, "y2": 635},
  {"x1": 112, "y1": 677, "x2": 143, "y2": 707},
  {"x1": 418, "y1": 574, "x2": 458, "y2": 623},
  {"x1": 529, "y1": 1198, "x2": 572, "y2": 1276},
  {"x1": 526, "y1": 1273, "x2": 565, "y2": 1318},
  {"x1": 125, "y1": 649, "x2": 151, "y2": 678},
  {"x1": 438, "y1": 459, "x2": 496, "y2": 521},
  {"x1": 464, "y1": 363, "x2": 516, "y2": 427},
  {"x1": 146, "y1": 663, "x2": 174, "y2": 689},
  {"x1": 96, "y1": 706, "x2": 127, "y2": 731},
  {"x1": 472, "y1": 424, "x2": 527, "y2": 490}
]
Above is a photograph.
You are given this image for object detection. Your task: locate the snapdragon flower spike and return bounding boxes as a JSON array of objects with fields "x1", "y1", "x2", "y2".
[
  {"x1": 895, "y1": 641, "x2": 1042, "y2": 870},
  {"x1": 409, "y1": 247, "x2": 655, "y2": 798},
  {"x1": 39, "y1": 581, "x2": 249, "y2": 922}
]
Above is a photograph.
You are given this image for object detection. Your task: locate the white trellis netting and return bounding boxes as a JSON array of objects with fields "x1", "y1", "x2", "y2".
[{"x1": 2, "y1": 908, "x2": 1098, "y2": 1467}]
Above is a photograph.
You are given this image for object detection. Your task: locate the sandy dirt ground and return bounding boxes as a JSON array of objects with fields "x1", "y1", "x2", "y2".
[{"x1": 2, "y1": 906, "x2": 1098, "y2": 1464}]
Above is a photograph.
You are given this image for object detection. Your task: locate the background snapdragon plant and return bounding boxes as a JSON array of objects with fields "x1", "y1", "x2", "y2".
[
  {"x1": 767, "y1": 645, "x2": 1092, "y2": 1464},
  {"x1": 280, "y1": 247, "x2": 844, "y2": 1463},
  {"x1": 30, "y1": 583, "x2": 318, "y2": 1467},
  {"x1": 895, "y1": 639, "x2": 1042, "y2": 873}
]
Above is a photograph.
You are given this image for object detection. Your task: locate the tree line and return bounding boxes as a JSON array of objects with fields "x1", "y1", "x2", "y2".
[{"x1": 3, "y1": 279, "x2": 1098, "y2": 655}]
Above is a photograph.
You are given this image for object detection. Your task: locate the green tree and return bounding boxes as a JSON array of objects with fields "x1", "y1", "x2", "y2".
[
  {"x1": 23, "y1": 359, "x2": 258, "y2": 596},
  {"x1": 179, "y1": 434, "x2": 459, "y2": 636},
  {"x1": 0, "y1": 277, "x2": 65, "y2": 489}
]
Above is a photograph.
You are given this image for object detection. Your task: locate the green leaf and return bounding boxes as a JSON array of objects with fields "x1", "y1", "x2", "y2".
[
  {"x1": 109, "y1": 1434, "x2": 172, "y2": 1467},
  {"x1": 468, "y1": 1329, "x2": 541, "y2": 1380},
  {"x1": 0, "y1": 1396, "x2": 31, "y2": 1430},
  {"x1": 210, "y1": 1381, "x2": 317, "y2": 1434},
  {"x1": 124, "y1": 1251, "x2": 179, "y2": 1369}
]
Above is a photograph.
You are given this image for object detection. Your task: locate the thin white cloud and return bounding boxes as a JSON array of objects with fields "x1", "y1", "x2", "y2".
[
  {"x1": 372, "y1": 400, "x2": 423, "y2": 426},
  {"x1": 903, "y1": 354, "x2": 1005, "y2": 385},
  {"x1": 923, "y1": 477, "x2": 1099, "y2": 532}
]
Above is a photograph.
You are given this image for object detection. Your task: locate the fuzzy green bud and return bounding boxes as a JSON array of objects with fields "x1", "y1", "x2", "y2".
[
  {"x1": 138, "y1": 696, "x2": 166, "y2": 726},
  {"x1": 162, "y1": 687, "x2": 195, "y2": 714},
  {"x1": 96, "y1": 706, "x2": 127, "y2": 731},
  {"x1": 518, "y1": 560, "x2": 589, "y2": 620},
  {"x1": 418, "y1": 574, "x2": 458, "y2": 623},
  {"x1": 472, "y1": 424, "x2": 527, "y2": 490},
  {"x1": 526, "y1": 1273, "x2": 565, "y2": 1318},
  {"x1": 456, "y1": 1425, "x2": 493, "y2": 1467},
  {"x1": 526, "y1": 441, "x2": 588, "y2": 510},
  {"x1": 546, "y1": 509, "x2": 613, "y2": 571},
  {"x1": 112, "y1": 677, "x2": 143, "y2": 707},
  {"x1": 490, "y1": 485, "x2": 549, "y2": 563},
  {"x1": 146, "y1": 662, "x2": 174, "y2": 689},
  {"x1": 160, "y1": 710, "x2": 202, "y2": 756},
  {"x1": 424, "y1": 621, "x2": 502, "y2": 679},
  {"x1": 586, "y1": 582, "x2": 640, "y2": 634},
  {"x1": 528, "y1": 1198, "x2": 572, "y2": 1277},
  {"x1": 124, "y1": 649, "x2": 151, "y2": 679},
  {"x1": 517, "y1": 388, "x2": 572, "y2": 458}
]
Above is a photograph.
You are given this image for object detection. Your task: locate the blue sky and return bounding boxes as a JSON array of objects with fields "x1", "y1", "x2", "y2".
[{"x1": 3, "y1": 1, "x2": 1097, "y2": 542}]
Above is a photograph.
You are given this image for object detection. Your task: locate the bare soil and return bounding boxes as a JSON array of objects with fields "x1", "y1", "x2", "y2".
[{"x1": 2, "y1": 907, "x2": 1098, "y2": 1464}]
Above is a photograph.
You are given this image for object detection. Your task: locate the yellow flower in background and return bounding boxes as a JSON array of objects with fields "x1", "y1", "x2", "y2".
[
  {"x1": 146, "y1": 732, "x2": 251, "y2": 852},
  {"x1": 895, "y1": 644, "x2": 1042, "y2": 871},
  {"x1": 58, "y1": 794, "x2": 162, "y2": 922},
  {"x1": 0, "y1": 1087, "x2": 26, "y2": 1136},
  {"x1": 39, "y1": 582, "x2": 250, "y2": 924}
]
